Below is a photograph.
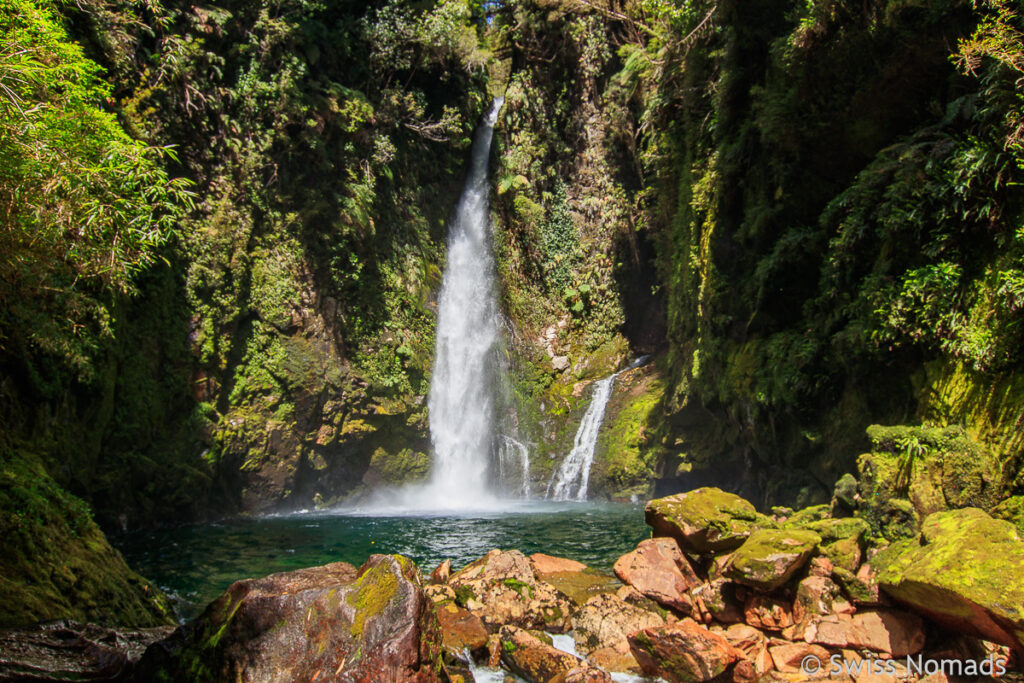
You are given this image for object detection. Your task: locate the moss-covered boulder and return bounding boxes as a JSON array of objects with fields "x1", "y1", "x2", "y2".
[
  {"x1": 991, "y1": 496, "x2": 1024, "y2": 536},
  {"x1": 856, "y1": 425, "x2": 1001, "y2": 542},
  {"x1": 645, "y1": 488, "x2": 773, "y2": 553},
  {"x1": 723, "y1": 529, "x2": 822, "y2": 591},
  {"x1": 0, "y1": 450, "x2": 173, "y2": 628},
  {"x1": 799, "y1": 517, "x2": 869, "y2": 572},
  {"x1": 875, "y1": 508, "x2": 1024, "y2": 650},
  {"x1": 137, "y1": 555, "x2": 444, "y2": 682}
]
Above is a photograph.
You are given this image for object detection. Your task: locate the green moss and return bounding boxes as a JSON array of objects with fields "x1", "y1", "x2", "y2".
[
  {"x1": 366, "y1": 447, "x2": 430, "y2": 485},
  {"x1": 991, "y1": 496, "x2": 1024, "y2": 535},
  {"x1": 646, "y1": 487, "x2": 774, "y2": 552},
  {"x1": 347, "y1": 559, "x2": 401, "y2": 637},
  {"x1": 725, "y1": 528, "x2": 822, "y2": 591},
  {"x1": 783, "y1": 504, "x2": 831, "y2": 528},
  {"x1": 596, "y1": 366, "x2": 666, "y2": 498},
  {"x1": 453, "y1": 584, "x2": 477, "y2": 608},
  {"x1": 502, "y1": 577, "x2": 533, "y2": 599},
  {"x1": 0, "y1": 448, "x2": 173, "y2": 627},
  {"x1": 876, "y1": 508, "x2": 1024, "y2": 649}
]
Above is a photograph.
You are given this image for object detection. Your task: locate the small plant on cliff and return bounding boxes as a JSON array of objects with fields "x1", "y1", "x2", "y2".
[{"x1": 894, "y1": 435, "x2": 929, "y2": 495}]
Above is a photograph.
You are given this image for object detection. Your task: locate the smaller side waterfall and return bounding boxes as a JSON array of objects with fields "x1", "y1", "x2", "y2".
[
  {"x1": 498, "y1": 435, "x2": 531, "y2": 498},
  {"x1": 548, "y1": 373, "x2": 619, "y2": 501}
]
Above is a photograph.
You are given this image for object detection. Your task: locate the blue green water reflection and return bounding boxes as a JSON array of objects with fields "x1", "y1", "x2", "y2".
[{"x1": 114, "y1": 501, "x2": 648, "y2": 619}]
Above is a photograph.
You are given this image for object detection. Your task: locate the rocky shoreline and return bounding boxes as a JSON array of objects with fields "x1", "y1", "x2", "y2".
[{"x1": 2, "y1": 487, "x2": 1022, "y2": 682}]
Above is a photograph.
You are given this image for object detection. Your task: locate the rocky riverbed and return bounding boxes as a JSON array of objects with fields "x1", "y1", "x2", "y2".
[{"x1": 2, "y1": 488, "x2": 1022, "y2": 681}]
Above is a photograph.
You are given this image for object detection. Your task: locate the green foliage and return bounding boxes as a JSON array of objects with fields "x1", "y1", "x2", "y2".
[
  {"x1": 0, "y1": 0, "x2": 192, "y2": 379},
  {"x1": 539, "y1": 182, "x2": 578, "y2": 295}
]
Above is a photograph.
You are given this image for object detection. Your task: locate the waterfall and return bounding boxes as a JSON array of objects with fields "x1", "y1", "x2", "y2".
[
  {"x1": 548, "y1": 372, "x2": 619, "y2": 501},
  {"x1": 426, "y1": 97, "x2": 505, "y2": 507},
  {"x1": 498, "y1": 435, "x2": 531, "y2": 498}
]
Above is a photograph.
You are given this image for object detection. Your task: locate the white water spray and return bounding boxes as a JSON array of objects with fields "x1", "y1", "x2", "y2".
[
  {"x1": 498, "y1": 435, "x2": 532, "y2": 498},
  {"x1": 548, "y1": 373, "x2": 619, "y2": 501},
  {"x1": 425, "y1": 98, "x2": 504, "y2": 507}
]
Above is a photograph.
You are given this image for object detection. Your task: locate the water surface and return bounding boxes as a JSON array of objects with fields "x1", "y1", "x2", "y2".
[{"x1": 115, "y1": 501, "x2": 648, "y2": 619}]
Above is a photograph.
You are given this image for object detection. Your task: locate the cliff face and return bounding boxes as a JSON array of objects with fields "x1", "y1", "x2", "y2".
[{"x1": 2, "y1": 0, "x2": 1024, "y2": 626}]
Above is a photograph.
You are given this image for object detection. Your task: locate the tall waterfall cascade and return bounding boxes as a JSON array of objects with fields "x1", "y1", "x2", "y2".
[
  {"x1": 425, "y1": 97, "x2": 506, "y2": 508},
  {"x1": 547, "y1": 372, "x2": 620, "y2": 501}
]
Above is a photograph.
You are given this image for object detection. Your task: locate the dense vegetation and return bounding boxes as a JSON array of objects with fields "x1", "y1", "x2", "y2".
[{"x1": 1, "y1": 0, "x2": 1023, "y2": 626}]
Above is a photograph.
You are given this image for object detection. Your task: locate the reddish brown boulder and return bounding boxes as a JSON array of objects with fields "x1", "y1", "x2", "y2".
[
  {"x1": 628, "y1": 620, "x2": 744, "y2": 683},
  {"x1": 136, "y1": 556, "x2": 443, "y2": 682},
  {"x1": 435, "y1": 601, "x2": 489, "y2": 656},
  {"x1": 801, "y1": 609, "x2": 925, "y2": 657},
  {"x1": 768, "y1": 641, "x2": 831, "y2": 673},
  {"x1": 720, "y1": 623, "x2": 773, "y2": 676},
  {"x1": 744, "y1": 595, "x2": 795, "y2": 631},
  {"x1": 613, "y1": 538, "x2": 700, "y2": 613},
  {"x1": 499, "y1": 625, "x2": 589, "y2": 682},
  {"x1": 848, "y1": 610, "x2": 925, "y2": 656},
  {"x1": 793, "y1": 574, "x2": 841, "y2": 623},
  {"x1": 571, "y1": 593, "x2": 663, "y2": 672},
  {"x1": 450, "y1": 549, "x2": 574, "y2": 632},
  {"x1": 530, "y1": 553, "x2": 588, "y2": 576},
  {"x1": 431, "y1": 558, "x2": 452, "y2": 584},
  {"x1": 693, "y1": 580, "x2": 745, "y2": 624}
]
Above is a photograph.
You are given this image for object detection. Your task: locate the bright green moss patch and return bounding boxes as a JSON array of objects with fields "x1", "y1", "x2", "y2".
[
  {"x1": 876, "y1": 508, "x2": 1024, "y2": 649},
  {"x1": 725, "y1": 528, "x2": 821, "y2": 591},
  {"x1": 347, "y1": 559, "x2": 401, "y2": 637}
]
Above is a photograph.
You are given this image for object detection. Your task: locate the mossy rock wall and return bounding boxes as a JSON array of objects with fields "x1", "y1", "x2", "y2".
[{"x1": 0, "y1": 449, "x2": 173, "y2": 627}]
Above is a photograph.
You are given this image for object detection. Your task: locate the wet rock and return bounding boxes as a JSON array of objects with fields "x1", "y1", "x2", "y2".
[
  {"x1": 498, "y1": 625, "x2": 586, "y2": 683},
  {"x1": 628, "y1": 620, "x2": 744, "y2": 683},
  {"x1": 800, "y1": 518, "x2": 868, "y2": 573},
  {"x1": 0, "y1": 620, "x2": 174, "y2": 682},
  {"x1": 875, "y1": 508, "x2": 1024, "y2": 650},
  {"x1": 571, "y1": 593, "x2": 664, "y2": 672},
  {"x1": 436, "y1": 601, "x2": 489, "y2": 657},
  {"x1": 724, "y1": 529, "x2": 821, "y2": 591},
  {"x1": 136, "y1": 556, "x2": 443, "y2": 682},
  {"x1": 613, "y1": 537, "x2": 700, "y2": 613},
  {"x1": 645, "y1": 488, "x2": 773, "y2": 553},
  {"x1": 530, "y1": 553, "x2": 587, "y2": 576},
  {"x1": 744, "y1": 595, "x2": 794, "y2": 632},
  {"x1": 450, "y1": 550, "x2": 574, "y2": 633}
]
